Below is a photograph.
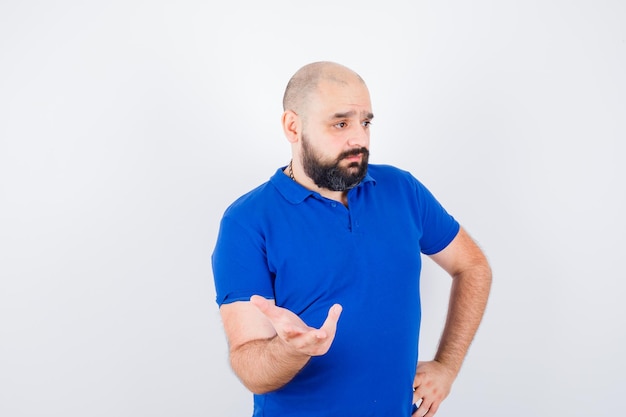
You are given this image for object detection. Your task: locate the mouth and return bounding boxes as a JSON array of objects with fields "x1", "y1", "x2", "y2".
[
  {"x1": 337, "y1": 147, "x2": 369, "y2": 168},
  {"x1": 344, "y1": 153, "x2": 362, "y2": 162},
  {"x1": 341, "y1": 148, "x2": 367, "y2": 160}
]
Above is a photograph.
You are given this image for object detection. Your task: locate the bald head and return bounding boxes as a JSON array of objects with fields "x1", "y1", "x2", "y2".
[{"x1": 282, "y1": 61, "x2": 367, "y2": 114}]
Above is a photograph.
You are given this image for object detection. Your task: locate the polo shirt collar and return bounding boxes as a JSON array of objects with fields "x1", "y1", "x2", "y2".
[{"x1": 270, "y1": 166, "x2": 376, "y2": 205}]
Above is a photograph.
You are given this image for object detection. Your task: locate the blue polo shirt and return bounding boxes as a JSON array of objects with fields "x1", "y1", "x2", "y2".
[{"x1": 212, "y1": 164, "x2": 459, "y2": 417}]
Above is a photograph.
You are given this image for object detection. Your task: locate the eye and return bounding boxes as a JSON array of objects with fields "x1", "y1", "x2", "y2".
[
  {"x1": 334, "y1": 121, "x2": 348, "y2": 129},
  {"x1": 362, "y1": 120, "x2": 372, "y2": 127}
]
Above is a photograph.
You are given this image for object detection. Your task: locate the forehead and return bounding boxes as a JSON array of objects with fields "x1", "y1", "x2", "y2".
[{"x1": 309, "y1": 78, "x2": 372, "y2": 117}]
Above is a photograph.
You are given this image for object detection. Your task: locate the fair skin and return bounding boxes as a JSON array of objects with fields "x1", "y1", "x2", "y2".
[
  {"x1": 219, "y1": 63, "x2": 492, "y2": 414},
  {"x1": 219, "y1": 296, "x2": 343, "y2": 394},
  {"x1": 412, "y1": 228, "x2": 491, "y2": 416},
  {"x1": 282, "y1": 75, "x2": 373, "y2": 206}
]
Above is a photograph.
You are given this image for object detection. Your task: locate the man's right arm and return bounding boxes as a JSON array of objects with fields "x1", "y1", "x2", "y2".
[{"x1": 220, "y1": 296, "x2": 342, "y2": 394}]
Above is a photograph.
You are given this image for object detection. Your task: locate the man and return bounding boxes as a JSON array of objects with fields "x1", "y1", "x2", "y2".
[{"x1": 212, "y1": 61, "x2": 492, "y2": 417}]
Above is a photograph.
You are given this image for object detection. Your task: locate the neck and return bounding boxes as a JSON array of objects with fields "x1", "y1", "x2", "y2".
[{"x1": 286, "y1": 160, "x2": 349, "y2": 206}]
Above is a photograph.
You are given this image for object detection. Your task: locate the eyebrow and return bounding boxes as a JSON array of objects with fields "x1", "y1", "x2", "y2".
[{"x1": 331, "y1": 110, "x2": 374, "y2": 120}]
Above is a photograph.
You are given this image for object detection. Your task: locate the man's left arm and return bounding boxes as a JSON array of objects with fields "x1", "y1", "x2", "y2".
[{"x1": 412, "y1": 227, "x2": 492, "y2": 417}]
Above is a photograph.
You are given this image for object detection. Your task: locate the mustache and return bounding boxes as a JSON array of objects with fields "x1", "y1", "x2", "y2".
[{"x1": 338, "y1": 147, "x2": 369, "y2": 160}]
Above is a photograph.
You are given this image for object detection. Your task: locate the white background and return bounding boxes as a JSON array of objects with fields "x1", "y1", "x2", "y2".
[{"x1": 1, "y1": 1, "x2": 624, "y2": 416}]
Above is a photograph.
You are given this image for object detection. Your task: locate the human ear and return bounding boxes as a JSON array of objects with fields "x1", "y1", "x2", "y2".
[{"x1": 281, "y1": 110, "x2": 300, "y2": 144}]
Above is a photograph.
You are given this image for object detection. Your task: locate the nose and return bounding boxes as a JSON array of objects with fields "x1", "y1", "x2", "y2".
[{"x1": 346, "y1": 124, "x2": 369, "y2": 148}]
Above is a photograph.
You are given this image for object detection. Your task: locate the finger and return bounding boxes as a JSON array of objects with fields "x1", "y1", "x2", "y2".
[
  {"x1": 250, "y1": 296, "x2": 309, "y2": 339},
  {"x1": 422, "y1": 401, "x2": 439, "y2": 417},
  {"x1": 250, "y1": 295, "x2": 271, "y2": 313},
  {"x1": 412, "y1": 392, "x2": 423, "y2": 410},
  {"x1": 319, "y1": 304, "x2": 343, "y2": 337},
  {"x1": 411, "y1": 397, "x2": 423, "y2": 416},
  {"x1": 413, "y1": 367, "x2": 425, "y2": 386},
  {"x1": 299, "y1": 309, "x2": 339, "y2": 344},
  {"x1": 412, "y1": 384, "x2": 424, "y2": 404},
  {"x1": 250, "y1": 295, "x2": 286, "y2": 323}
]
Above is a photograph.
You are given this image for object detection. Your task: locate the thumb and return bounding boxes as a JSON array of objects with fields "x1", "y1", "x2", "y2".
[{"x1": 319, "y1": 304, "x2": 343, "y2": 337}]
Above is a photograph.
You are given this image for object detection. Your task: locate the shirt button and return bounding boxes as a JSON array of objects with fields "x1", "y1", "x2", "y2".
[{"x1": 331, "y1": 202, "x2": 337, "y2": 207}]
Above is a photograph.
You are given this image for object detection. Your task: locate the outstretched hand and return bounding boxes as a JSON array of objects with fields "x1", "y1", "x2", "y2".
[
  {"x1": 250, "y1": 295, "x2": 343, "y2": 357},
  {"x1": 411, "y1": 360, "x2": 456, "y2": 417}
]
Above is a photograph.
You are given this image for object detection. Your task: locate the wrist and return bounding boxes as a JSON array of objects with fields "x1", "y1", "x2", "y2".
[{"x1": 433, "y1": 356, "x2": 461, "y2": 379}]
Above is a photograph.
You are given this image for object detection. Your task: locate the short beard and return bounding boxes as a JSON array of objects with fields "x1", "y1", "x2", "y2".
[{"x1": 301, "y1": 135, "x2": 369, "y2": 191}]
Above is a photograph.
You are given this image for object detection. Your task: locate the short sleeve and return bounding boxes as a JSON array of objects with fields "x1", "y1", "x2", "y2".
[
  {"x1": 211, "y1": 214, "x2": 275, "y2": 306},
  {"x1": 414, "y1": 179, "x2": 460, "y2": 255}
]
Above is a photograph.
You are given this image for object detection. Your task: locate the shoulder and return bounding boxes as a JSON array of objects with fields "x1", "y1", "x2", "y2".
[
  {"x1": 222, "y1": 180, "x2": 276, "y2": 219},
  {"x1": 366, "y1": 164, "x2": 443, "y2": 206},
  {"x1": 367, "y1": 164, "x2": 422, "y2": 189},
  {"x1": 219, "y1": 168, "x2": 294, "y2": 229},
  {"x1": 368, "y1": 163, "x2": 412, "y2": 177}
]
